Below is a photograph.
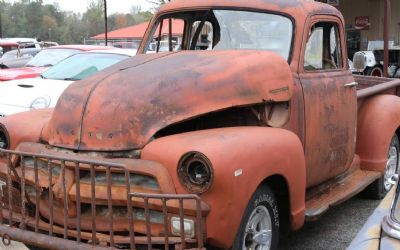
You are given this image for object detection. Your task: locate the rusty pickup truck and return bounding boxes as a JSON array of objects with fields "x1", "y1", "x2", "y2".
[{"x1": 1, "y1": 0, "x2": 400, "y2": 249}]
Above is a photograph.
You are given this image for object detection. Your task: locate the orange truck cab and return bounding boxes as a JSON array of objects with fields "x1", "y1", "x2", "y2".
[{"x1": 1, "y1": 1, "x2": 400, "y2": 249}]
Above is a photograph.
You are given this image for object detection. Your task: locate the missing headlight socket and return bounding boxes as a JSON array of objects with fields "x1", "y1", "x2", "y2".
[{"x1": 177, "y1": 151, "x2": 214, "y2": 194}]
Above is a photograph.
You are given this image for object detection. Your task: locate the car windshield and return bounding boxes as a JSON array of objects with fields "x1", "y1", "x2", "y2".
[
  {"x1": 41, "y1": 53, "x2": 129, "y2": 81},
  {"x1": 145, "y1": 10, "x2": 293, "y2": 60},
  {"x1": 26, "y1": 48, "x2": 80, "y2": 67}
]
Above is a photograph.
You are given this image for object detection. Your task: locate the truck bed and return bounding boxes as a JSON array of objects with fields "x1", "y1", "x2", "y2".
[{"x1": 355, "y1": 75, "x2": 400, "y2": 99}]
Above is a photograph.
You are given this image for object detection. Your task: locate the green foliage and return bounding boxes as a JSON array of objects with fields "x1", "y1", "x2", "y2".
[{"x1": 0, "y1": 0, "x2": 154, "y2": 44}]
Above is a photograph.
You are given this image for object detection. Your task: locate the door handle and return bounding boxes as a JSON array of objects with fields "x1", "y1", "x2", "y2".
[{"x1": 344, "y1": 82, "x2": 358, "y2": 88}]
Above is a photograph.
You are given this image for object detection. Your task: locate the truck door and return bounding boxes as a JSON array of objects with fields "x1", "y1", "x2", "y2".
[{"x1": 299, "y1": 17, "x2": 357, "y2": 188}]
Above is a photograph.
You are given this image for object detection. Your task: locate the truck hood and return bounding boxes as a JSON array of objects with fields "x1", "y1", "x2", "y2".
[
  {"x1": 0, "y1": 78, "x2": 73, "y2": 108},
  {"x1": 0, "y1": 67, "x2": 47, "y2": 81},
  {"x1": 44, "y1": 50, "x2": 294, "y2": 151}
]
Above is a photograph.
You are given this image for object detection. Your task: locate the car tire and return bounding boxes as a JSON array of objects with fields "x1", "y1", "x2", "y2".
[
  {"x1": 232, "y1": 185, "x2": 279, "y2": 250},
  {"x1": 363, "y1": 134, "x2": 400, "y2": 200},
  {"x1": 25, "y1": 245, "x2": 44, "y2": 250},
  {"x1": 366, "y1": 65, "x2": 384, "y2": 77}
]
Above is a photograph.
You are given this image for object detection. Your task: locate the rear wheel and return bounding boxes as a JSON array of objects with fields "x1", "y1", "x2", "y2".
[
  {"x1": 232, "y1": 185, "x2": 279, "y2": 250},
  {"x1": 363, "y1": 134, "x2": 400, "y2": 199},
  {"x1": 366, "y1": 65, "x2": 384, "y2": 77}
]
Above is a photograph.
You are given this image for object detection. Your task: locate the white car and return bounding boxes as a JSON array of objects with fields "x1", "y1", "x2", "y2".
[{"x1": 0, "y1": 49, "x2": 136, "y2": 117}]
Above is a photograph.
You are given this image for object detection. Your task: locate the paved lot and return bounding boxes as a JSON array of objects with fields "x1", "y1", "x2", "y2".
[
  {"x1": 0, "y1": 196, "x2": 382, "y2": 250},
  {"x1": 280, "y1": 196, "x2": 381, "y2": 250}
]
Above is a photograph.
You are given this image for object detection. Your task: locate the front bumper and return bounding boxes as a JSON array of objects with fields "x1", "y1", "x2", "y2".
[{"x1": 0, "y1": 143, "x2": 209, "y2": 249}]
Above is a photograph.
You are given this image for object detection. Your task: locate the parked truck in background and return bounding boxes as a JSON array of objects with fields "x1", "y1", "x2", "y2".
[
  {"x1": 1, "y1": 0, "x2": 400, "y2": 249},
  {"x1": 353, "y1": 42, "x2": 400, "y2": 77}
]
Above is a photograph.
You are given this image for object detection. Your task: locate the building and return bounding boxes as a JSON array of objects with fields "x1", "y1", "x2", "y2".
[
  {"x1": 317, "y1": 0, "x2": 400, "y2": 58},
  {"x1": 86, "y1": 20, "x2": 184, "y2": 49}
]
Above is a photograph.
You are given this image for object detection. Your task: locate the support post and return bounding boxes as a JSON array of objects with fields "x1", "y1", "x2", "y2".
[
  {"x1": 104, "y1": 0, "x2": 108, "y2": 46},
  {"x1": 383, "y1": 0, "x2": 390, "y2": 77}
]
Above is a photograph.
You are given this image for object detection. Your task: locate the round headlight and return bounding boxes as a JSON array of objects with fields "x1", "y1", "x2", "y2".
[
  {"x1": 0, "y1": 125, "x2": 9, "y2": 149},
  {"x1": 177, "y1": 152, "x2": 213, "y2": 194}
]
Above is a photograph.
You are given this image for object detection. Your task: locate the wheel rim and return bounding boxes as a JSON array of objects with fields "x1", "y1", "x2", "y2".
[
  {"x1": 243, "y1": 205, "x2": 272, "y2": 250},
  {"x1": 371, "y1": 68, "x2": 383, "y2": 77},
  {"x1": 384, "y1": 144, "x2": 399, "y2": 191}
]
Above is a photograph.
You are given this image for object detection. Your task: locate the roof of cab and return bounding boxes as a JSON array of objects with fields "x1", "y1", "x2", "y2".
[{"x1": 158, "y1": 0, "x2": 342, "y2": 21}]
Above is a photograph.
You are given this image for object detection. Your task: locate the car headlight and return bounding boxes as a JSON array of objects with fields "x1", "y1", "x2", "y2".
[
  {"x1": 0, "y1": 124, "x2": 9, "y2": 149},
  {"x1": 30, "y1": 96, "x2": 51, "y2": 110},
  {"x1": 177, "y1": 152, "x2": 213, "y2": 194}
]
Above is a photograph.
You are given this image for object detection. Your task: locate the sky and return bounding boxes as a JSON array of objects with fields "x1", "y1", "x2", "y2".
[{"x1": 13, "y1": 0, "x2": 156, "y2": 13}]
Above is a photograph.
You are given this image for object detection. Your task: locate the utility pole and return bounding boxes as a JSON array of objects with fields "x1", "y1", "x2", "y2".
[
  {"x1": 104, "y1": 0, "x2": 108, "y2": 46},
  {"x1": 0, "y1": 11, "x2": 3, "y2": 38},
  {"x1": 383, "y1": 0, "x2": 390, "y2": 77}
]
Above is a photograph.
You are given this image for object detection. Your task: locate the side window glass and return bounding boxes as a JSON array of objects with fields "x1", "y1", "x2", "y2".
[
  {"x1": 304, "y1": 27, "x2": 323, "y2": 70},
  {"x1": 145, "y1": 18, "x2": 185, "y2": 54},
  {"x1": 304, "y1": 22, "x2": 343, "y2": 71},
  {"x1": 190, "y1": 21, "x2": 214, "y2": 50},
  {"x1": 330, "y1": 26, "x2": 342, "y2": 69}
]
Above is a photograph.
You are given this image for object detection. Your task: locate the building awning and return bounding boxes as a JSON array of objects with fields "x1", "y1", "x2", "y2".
[{"x1": 91, "y1": 19, "x2": 184, "y2": 40}]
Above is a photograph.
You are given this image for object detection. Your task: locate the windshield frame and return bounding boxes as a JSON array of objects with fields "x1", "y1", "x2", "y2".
[{"x1": 140, "y1": 7, "x2": 296, "y2": 63}]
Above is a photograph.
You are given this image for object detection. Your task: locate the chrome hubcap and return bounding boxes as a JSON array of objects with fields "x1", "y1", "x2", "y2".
[
  {"x1": 384, "y1": 145, "x2": 399, "y2": 191},
  {"x1": 243, "y1": 206, "x2": 272, "y2": 250}
]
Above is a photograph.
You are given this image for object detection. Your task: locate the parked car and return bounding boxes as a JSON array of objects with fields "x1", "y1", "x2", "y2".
[
  {"x1": 0, "y1": 48, "x2": 41, "y2": 69},
  {"x1": 0, "y1": 41, "x2": 19, "y2": 57},
  {"x1": 0, "y1": 45, "x2": 113, "y2": 81},
  {"x1": 353, "y1": 44, "x2": 400, "y2": 77},
  {"x1": 1, "y1": 1, "x2": 400, "y2": 249},
  {"x1": 0, "y1": 49, "x2": 135, "y2": 117},
  {"x1": 0, "y1": 38, "x2": 41, "y2": 49},
  {"x1": 348, "y1": 176, "x2": 400, "y2": 250}
]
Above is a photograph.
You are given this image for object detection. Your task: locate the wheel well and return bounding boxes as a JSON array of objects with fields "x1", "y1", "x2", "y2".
[
  {"x1": 396, "y1": 127, "x2": 400, "y2": 139},
  {"x1": 260, "y1": 175, "x2": 290, "y2": 235}
]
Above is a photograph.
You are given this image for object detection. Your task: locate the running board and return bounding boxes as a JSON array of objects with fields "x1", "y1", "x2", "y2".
[{"x1": 305, "y1": 169, "x2": 381, "y2": 221}]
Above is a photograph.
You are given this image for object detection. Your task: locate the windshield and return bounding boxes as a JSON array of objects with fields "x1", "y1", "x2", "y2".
[
  {"x1": 145, "y1": 10, "x2": 293, "y2": 60},
  {"x1": 26, "y1": 48, "x2": 80, "y2": 67},
  {"x1": 41, "y1": 53, "x2": 129, "y2": 81}
]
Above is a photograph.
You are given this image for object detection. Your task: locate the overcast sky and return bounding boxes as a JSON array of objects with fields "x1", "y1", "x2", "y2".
[{"x1": 11, "y1": 0, "x2": 155, "y2": 13}]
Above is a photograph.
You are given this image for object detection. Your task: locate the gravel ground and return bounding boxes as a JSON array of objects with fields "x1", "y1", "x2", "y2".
[
  {"x1": 0, "y1": 196, "x2": 382, "y2": 250},
  {"x1": 0, "y1": 241, "x2": 27, "y2": 250},
  {"x1": 279, "y1": 196, "x2": 381, "y2": 250}
]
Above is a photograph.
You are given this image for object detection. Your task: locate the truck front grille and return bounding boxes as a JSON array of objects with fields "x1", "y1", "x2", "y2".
[{"x1": 0, "y1": 148, "x2": 206, "y2": 249}]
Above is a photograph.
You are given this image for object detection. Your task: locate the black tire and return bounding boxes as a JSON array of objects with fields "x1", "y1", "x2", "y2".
[
  {"x1": 366, "y1": 65, "x2": 384, "y2": 77},
  {"x1": 232, "y1": 185, "x2": 279, "y2": 250},
  {"x1": 25, "y1": 245, "x2": 44, "y2": 250},
  {"x1": 363, "y1": 134, "x2": 400, "y2": 200}
]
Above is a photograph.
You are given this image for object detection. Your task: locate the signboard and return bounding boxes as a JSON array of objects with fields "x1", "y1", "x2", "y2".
[
  {"x1": 327, "y1": 0, "x2": 339, "y2": 6},
  {"x1": 355, "y1": 16, "x2": 370, "y2": 30}
]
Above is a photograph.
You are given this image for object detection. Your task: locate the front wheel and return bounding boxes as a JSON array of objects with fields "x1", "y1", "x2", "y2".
[
  {"x1": 232, "y1": 185, "x2": 279, "y2": 250},
  {"x1": 363, "y1": 134, "x2": 400, "y2": 199}
]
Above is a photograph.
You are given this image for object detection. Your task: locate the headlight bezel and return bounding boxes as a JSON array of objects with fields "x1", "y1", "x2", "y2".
[
  {"x1": 177, "y1": 151, "x2": 214, "y2": 194},
  {"x1": 0, "y1": 123, "x2": 9, "y2": 150}
]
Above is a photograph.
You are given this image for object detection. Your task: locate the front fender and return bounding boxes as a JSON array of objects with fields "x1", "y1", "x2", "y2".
[
  {"x1": 0, "y1": 108, "x2": 53, "y2": 150},
  {"x1": 142, "y1": 127, "x2": 305, "y2": 248},
  {"x1": 357, "y1": 95, "x2": 400, "y2": 172}
]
